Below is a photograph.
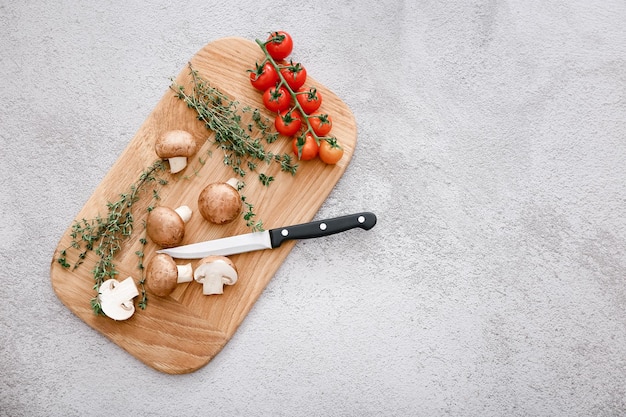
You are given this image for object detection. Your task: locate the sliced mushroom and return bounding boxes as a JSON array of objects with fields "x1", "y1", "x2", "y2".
[
  {"x1": 98, "y1": 277, "x2": 139, "y2": 320},
  {"x1": 146, "y1": 205, "x2": 192, "y2": 248},
  {"x1": 194, "y1": 256, "x2": 238, "y2": 295},
  {"x1": 145, "y1": 253, "x2": 193, "y2": 297},
  {"x1": 155, "y1": 130, "x2": 197, "y2": 174},
  {"x1": 197, "y1": 178, "x2": 242, "y2": 224}
]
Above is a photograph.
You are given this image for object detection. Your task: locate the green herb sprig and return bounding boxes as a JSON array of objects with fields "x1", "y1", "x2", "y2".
[
  {"x1": 171, "y1": 65, "x2": 297, "y2": 180},
  {"x1": 57, "y1": 160, "x2": 168, "y2": 314},
  {"x1": 170, "y1": 64, "x2": 297, "y2": 231}
]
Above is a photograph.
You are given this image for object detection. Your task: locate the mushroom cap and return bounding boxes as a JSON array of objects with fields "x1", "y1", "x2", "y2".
[
  {"x1": 155, "y1": 130, "x2": 197, "y2": 159},
  {"x1": 195, "y1": 255, "x2": 238, "y2": 279},
  {"x1": 145, "y1": 253, "x2": 179, "y2": 297},
  {"x1": 146, "y1": 206, "x2": 185, "y2": 248},
  {"x1": 197, "y1": 182, "x2": 242, "y2": 224}
]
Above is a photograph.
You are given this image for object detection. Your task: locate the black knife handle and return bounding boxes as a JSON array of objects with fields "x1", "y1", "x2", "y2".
[{"x1": 268, "y1": 212, "x2": 377, "y2": 248}]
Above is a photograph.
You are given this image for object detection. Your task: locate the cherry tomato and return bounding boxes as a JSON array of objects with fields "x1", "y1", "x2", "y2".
[
  {"x1": 319, "y1": 138, "x2": 344, "y2": 164},
  {"x1": 280, "y1": 62, "x2": 307, "y2": 90},
  {"x1": 265, "y1": 31, "x2": 293, "y2": 60},
  {"x1": 309, "y1": 113, "x2": 333, "y2": 136},
  {"x1": 263, "y1": 86, "x2": 291, "y2": 113},
  {"x1": 275, "y1": 109, "x2": 302, "y2": 136},
  {"x1": 249, "y1": 61, "x2": 279, "y2": 91},
  {"x1": 292, "y1": 133, "x2": 319, "y2": 161},
  {"x1": 296, "y1": 87, "x2": 322, "y2": 114}
]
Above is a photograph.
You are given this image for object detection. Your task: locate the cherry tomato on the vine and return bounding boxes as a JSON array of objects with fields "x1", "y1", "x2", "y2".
[
  {"x1": 249, "y1": 61, "x2": 279, "y2": 91},
  {"x1": 280, "y1": 62, "x2": 307, "y2": 90},
  {"x1": 263, "y1": 86, "x2": 291, "y2": 113},
  {"x1": 309, "y1": 113, "x2": 333, "y2": 137},
  {"x1": 292, "y1": 132, "x2": 319, "y2": 161},
  {"x1": 265, "y1": 31, "x2": 293, "y2": 60},
  {"x1": 275, "y1": 109, "x2": 302, "y2": 136},
  {"x1": 319, "y1": 138, "x2": 344, "y2": 164},
  {"x1": 296, "y1": 87, "x2": 322, "y2": 114}
]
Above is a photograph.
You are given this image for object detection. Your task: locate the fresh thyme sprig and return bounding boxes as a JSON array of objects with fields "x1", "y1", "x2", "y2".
[
  {"x1": 135, "y1": 230, "x2": 150, "y2": 310},
  {"x1": 170, "y1": 64, "x2": 298, "y2": 231},
  {"x1": 58, "y1": 61, "x2": 300, "y2": 314},
  {"x1": 171, "y1": 64, "x2": 297, "y2": 180},
  {"x1": 57, "y1": 160, "x2": 168, "y2": 314}
]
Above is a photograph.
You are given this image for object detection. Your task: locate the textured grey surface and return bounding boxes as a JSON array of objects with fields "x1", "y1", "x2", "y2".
[{"x1": 2, "y1": 1, "x2": 626, "y2": 416}]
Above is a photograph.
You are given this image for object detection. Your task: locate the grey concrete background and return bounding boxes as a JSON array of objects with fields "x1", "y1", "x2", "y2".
[{"x1": 2, "y1": 1, "x2": 626, "y2": 416}]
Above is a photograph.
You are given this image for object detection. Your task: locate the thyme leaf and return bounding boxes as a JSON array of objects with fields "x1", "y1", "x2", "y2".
[
  {"x1": 57, "y1": 160, "x2": 168, "y2": 314},
  {"x1": 170, "y1": 64, "x2": 299, "y2": 231}
]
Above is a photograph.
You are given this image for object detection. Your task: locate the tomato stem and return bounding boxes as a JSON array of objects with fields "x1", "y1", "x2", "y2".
[
  {"x1": 266, "y1": 32, "x2": 286, "y2": 45},
  {"x1": 254, "y1": 38, "x2": 334, "y2": 147}
]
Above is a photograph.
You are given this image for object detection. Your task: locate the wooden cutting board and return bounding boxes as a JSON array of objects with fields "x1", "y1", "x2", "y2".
[{"x1": 49, "y1": 37, "x2": 357, "y2": 374}]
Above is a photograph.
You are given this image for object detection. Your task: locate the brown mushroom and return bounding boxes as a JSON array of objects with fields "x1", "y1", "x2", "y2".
[
  {"x1": 145, "y1": 253, "x2": 193, "y2": 297},
  {"x1": 197, "y1": 179, "x2": 242, "y2": 224},
  {"x1": 146, "y1": 205, "x2": 192, "y2": 248},
  {"x1": 193, "y1": 255, "x2": 239, "y2": 295},
  {"x1": 155, "y1": 130, "x2": 197, "y2": 174}
]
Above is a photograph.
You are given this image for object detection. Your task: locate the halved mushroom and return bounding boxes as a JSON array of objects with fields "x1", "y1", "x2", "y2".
[
  {"x1": 197, "y1": 178, "x2": 242, "y2": 224},
  {"x1": 145, "y1": 253, "x2": 193, "y2": 297},
  {"x1": 146, "y1": 205, "x2": 192, "y2": 248},
  {"x1": 155, "y1": 130, "x2": 197, "y2": 174},
  {"x1": 194, "y1": 255, "x2": 239, "y2": 295},
  {"x1": 98, "y1": 277, "x2": 139, "y2": 320}
]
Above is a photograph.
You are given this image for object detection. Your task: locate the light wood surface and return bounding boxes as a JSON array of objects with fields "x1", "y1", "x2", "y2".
[{"x1": 49, "y1": 37, "x2": 357, "y2": 374}]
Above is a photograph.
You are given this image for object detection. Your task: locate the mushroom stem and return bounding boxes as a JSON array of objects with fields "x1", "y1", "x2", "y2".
[
  {"x1": 168, "y1": 156, "x2": 188, "y2": 174},
  {"x1": 226, "y1": 177, "x2": 239, "y2": 190},
  {"x1": 114, "y1": 277, "x2": 140, "y2": 301},
  {"x1": 177, "y1": 263, "x2": 193, "y2": 283},
  {"x1": 174, "y1": 205, "x2": 192, "y2": 223},
  {"x1": 202, "y1": 275, "x2": 225, "y2": 295}
]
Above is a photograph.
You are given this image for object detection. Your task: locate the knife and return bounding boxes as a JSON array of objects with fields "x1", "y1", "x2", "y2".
[{"x1": 156, "y1": 212, "x2": 377, "y2": 259}]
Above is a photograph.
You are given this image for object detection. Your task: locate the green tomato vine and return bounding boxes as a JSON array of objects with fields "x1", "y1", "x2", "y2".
[{"x1": 254, "y1": 36, "x2": 338, "y2": 156}]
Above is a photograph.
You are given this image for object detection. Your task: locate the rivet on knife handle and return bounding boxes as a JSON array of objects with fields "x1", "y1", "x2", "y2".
[{"x1": 268, "y1": 212, "x2": 377, "y2": 248}]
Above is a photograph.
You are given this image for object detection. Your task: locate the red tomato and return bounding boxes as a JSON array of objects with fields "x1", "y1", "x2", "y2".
[
  {"x1": 292, "y1": 133, "x2": 319, "y2": 161},
  {"x1": 296, "y1": 87, "x2": 322, "y2": 114},
  {"x1": 263, "y1": 86, "x2": 291, "y2": 113},
  {"x1": 249, "y1": 61, "x2": 279, "y2": 91},
  {"x1": 309, "y1": 113, "x2": 333, "y2": 136},
  {"x1": 319, "y1": 138, "x2": 344, "y2": 164},
  {"x1": 275, "y1": 110, "x2": 302, "y2": 136},
  {"x1": 265, "y1": 31, "x2": 293, "y2": 60},
  {"x1": 280, "y1": 62, "x2": 307, "y2": 90}
]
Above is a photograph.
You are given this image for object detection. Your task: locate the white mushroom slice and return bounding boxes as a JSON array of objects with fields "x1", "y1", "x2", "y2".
[
  {"x1": 98, "y1": 277, "x2": 139, "y2": 320},
  {"x1": 194, "y1": 256, "x2": 239, "y2": 295}
]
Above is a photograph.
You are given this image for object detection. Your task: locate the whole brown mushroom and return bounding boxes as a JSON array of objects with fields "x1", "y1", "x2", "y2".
[
  {"x1": 155, "y1": 130, "x2": 197, "y2": 174},
  {"x1": 146, "y1": 205, "x2": 192, "y2": 248},
  {"x1": 145, "y1": 253, "x2": 193, "y2": 297},
  {"x1": 197, "y1": 179, "x2": 242, "y2": 224}
]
